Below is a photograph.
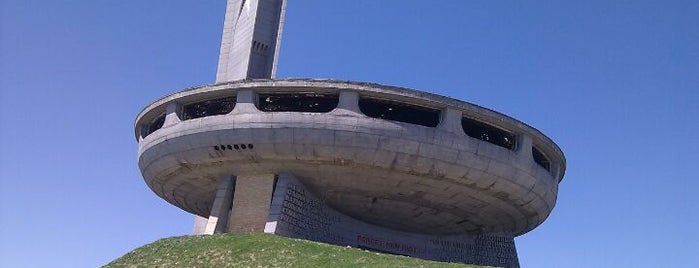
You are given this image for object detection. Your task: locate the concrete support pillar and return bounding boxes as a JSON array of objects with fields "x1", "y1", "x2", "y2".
[
  {"x1": 437, "y1": 108, "x2": 465, "y2": 135},
  {"x1": 204, "y1": 175, "x2": 236, "y2": 234},
  {"x1": 163, "y1": 102, "x2": 181, "y2": 127},
  {"x1": 228, "y1": 174, "x2": 276, "y2": 233},
  {"x1": 237, "y1": 89, "x2": 256, "y2": 103},
  {"x1": 334, "y1": 90, "x2": 361, "y2": 114},
  {"x1": 516, "y1": 134, "x2": 534, "y2": 163},
  {"x1": 232, "y1": 89, "x2": 259, "y2": 114},
  {"x1": 193, "y1": 215, "x2": 209, "y2": 235},
  {"x1": 264, "y1": 173, "x2": 294, "y2": 234}
]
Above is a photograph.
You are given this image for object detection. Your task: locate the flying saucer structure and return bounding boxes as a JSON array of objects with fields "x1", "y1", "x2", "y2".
[{"x1": 135, "y1": 1, "x2": 566, "y2": 267}]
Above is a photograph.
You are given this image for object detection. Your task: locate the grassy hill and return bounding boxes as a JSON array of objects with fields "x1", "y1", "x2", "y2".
[{"x1": 105, "y1": 233, "x2": 490, "y2": 268}]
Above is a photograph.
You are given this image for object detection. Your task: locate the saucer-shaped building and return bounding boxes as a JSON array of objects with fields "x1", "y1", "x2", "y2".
[{"x1": 134, "y1": 1, "x2": 566, "y2": 267}]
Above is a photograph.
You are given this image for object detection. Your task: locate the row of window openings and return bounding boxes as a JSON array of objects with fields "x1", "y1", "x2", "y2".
[
  {"x1": 142, "y1": 94, "x2": 551, "y2": 171},
  {"x1": 214, "y1": 144, "x2": 254, "y2": 151},
  {"x1": 252, "y1": 40, "x2": 270, "y2": 55}
]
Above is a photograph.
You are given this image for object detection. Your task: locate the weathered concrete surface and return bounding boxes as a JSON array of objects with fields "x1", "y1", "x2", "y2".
[
  {"x1": 216, "y1": 0, "x2": 286, "y2": 82},
  {"x1": 266, "y1": 174, "x2": 520, "y2": 267},
  {"x1": 204, "y1": 176, "x2": 235, "y2": 234},
  {"x1": 227, "y1": 174, "x2": 276, "y2": 233},
  {"x1": 135, "y1": 79, "x2": 565, "y2": 236},
  {"x1": 137, "y1": 1, "x2": 564, "y2": 266}
]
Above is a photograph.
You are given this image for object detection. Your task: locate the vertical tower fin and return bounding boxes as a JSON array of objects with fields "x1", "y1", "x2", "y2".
[{"x1": 215, "y1": 0, "x2": 286, "y2": 83}]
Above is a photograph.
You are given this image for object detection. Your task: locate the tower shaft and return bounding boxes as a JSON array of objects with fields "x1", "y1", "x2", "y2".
[{"x1": 215, "y1": 0, "x2": 287, "y2": 82}]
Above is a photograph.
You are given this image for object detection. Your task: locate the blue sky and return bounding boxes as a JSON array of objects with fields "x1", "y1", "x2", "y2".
[{"x1": 1, "y1": 1, "x2": 697, "y2": 267}]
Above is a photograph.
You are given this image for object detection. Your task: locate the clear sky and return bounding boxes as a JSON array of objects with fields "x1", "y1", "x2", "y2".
[{"x1": 1, "y1": 1, "x2": 697, "y2": 267}]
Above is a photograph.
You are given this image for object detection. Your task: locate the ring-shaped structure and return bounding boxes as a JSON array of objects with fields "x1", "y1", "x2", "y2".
[{"x1": 135, "y1": 79, "x2": 565, "y2": 236}]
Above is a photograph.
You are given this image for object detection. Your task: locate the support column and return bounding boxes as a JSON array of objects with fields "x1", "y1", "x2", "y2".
[
  {"x1": 264, "y1": 173, "x2": 294, "y2": 233},
  {"x1": 231, "y1": 89, "x2": 259, "y2": 114},
  {"x1": 228, "y1": 174, "x2": 276, "y2": 233},
  {"x1": 516, "y1": 134, "x2": 534, "y2": 162},
  {"x1": 204, "y1": 175, "x2": 235, "y2": 234},
  {"x1": 437, "y1": 107, "x2": 465, "y2": 135},
  {"x1": 335, "y1": 90, "x2": 361, "y2": 113},
  {"x1": 163, "y1": 102, "x2": 181, "y2": 127}
]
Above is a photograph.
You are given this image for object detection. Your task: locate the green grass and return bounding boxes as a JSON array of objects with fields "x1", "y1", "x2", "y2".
[{"x1": 105, "y1": 233, "x2": 490, "y2": 268}]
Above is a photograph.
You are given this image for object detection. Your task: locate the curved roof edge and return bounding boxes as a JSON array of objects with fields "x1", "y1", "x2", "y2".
[{"x1": 134, "y1": 78, "x2": 567, "y2": 181}]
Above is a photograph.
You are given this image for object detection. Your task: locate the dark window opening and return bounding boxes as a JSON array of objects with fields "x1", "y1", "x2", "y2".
[
  {"x1": 215, "y1": 144, "x2": 254, "y2": 152},
  {"x1": 252, "y1": 40, "x2": 269, "y2": 54},
  {"x1": 143, "y1": 113, "x2": 165, "y2": 138},
  {"x1": 358, "y1": 97, "x2": 440, "y2": 127},
  {"x1": 257, "y1": 93, "x2": 338, "y2": 113},
  {"x1": 532, "y1": 146, "x2": 551, "y2": 171},
  {"x1": 182, "y1": 97, "x2": 236, "y2": 120},
  {"x1": 461, "y1": 117, "x2": 516, "y2": 150}
]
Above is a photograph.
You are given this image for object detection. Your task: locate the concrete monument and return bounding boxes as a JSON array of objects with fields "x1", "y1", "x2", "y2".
[{"x1": 134, "y1": 1, "x2": 566, "y2": 267}]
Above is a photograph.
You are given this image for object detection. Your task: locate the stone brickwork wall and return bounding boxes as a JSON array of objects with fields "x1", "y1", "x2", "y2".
[{"x1": 265, "y1": 174, "x2": 519, "y2": 267}]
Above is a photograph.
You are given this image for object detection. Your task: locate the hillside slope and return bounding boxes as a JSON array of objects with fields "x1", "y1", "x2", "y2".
[{"x1": 105, "y1": 233, "x2": 490, "y2": 268}]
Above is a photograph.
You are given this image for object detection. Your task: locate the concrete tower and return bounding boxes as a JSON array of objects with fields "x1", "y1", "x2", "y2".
[
  {"x1": 135, "y1": 1, "x2": 566, "y2": 267},
  {"x1": 215, "y1": 0, "x2": 286, "y2": 82}
]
